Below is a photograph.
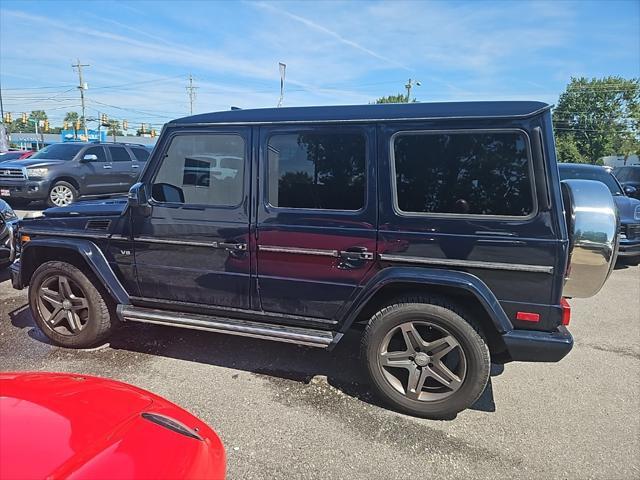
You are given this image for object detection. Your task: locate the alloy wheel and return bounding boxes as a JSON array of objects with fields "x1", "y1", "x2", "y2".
[
  {"x1": 50, "y1": 185, "x2": 74, "y2": 206},
  {"x1": 36, "y1": 275, "x2": 90, "y2": 336},
  {"x1": 378, "y1": 321, "x2": 467, "y2": 401}
]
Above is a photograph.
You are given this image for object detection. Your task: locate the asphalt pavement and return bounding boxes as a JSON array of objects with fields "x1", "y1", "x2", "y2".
[{"x1": 0, "y1": 248, "x2": 638, "y2": 479}]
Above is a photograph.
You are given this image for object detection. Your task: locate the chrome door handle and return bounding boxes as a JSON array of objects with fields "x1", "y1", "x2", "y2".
[
  {"x1": 132, "y1": 164, "x2": 140, "y2": 168},
  {"x1": 214, "y1": 242, "x2": 247, "y2": 252},
  {"x1": 103, "y1": 164, "x2": 112, "y2": 169},
  {"x1": 339, "y1": 248, "x2": 374, "y2": 261}
]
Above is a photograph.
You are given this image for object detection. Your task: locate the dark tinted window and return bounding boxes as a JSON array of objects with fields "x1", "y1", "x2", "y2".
[
  {"x1": 393, "y1": 132, "x2": 534, "y2": 216},
  {"x1": 83, "y1": 146, "x2": 107, "y2": 162},
  {"x1": 615, "y1": 166, "x2": 640, "y2": 182},
  {"x1": 559, "y1": 166, "x2": 622, "y2": 195},
  {"x1": 31, "y1": 143, "x2": 83, "y2": 160},
  {"x1": 153, "y1": 134, "x2": 245, "y2": 206},
  {"x1": 131, "y1": 147, "x2": 150, "y2": 162},
  {"x1": 108, "y1": 146, "x2": 132, "y2": 162},
  {"x1": 268, "y1": 132, "x2": 366, "y2": 210},
  {"x1": 0, "y1": 152, "x2": 23, "y2": 161}
]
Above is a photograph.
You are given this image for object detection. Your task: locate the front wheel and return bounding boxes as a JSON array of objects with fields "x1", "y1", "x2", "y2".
[
  {"x1": 361, "y1": 296, "x2": 490, "y2": 418},
  {"x1": 29, "y1": 261, "x2": 117, "y2": 348},
  {"x1": 48, "y1": 181, "x2": 78, "y2": 207}
]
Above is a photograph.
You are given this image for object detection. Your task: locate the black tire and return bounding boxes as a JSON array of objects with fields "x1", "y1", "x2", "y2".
[
  {"x1": 361, "y1": 295, "x2": 490, "y2": 418},
  {"x1": 47, "y1": 181, "x2": 78, "y2": 207},
  {"x1": 29, "y1": 261, "x2": 117, "y2": 348}
]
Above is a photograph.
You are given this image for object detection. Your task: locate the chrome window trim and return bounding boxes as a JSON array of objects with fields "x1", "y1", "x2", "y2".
[
  {"x1": 389, "y1": 128, "x2": 539, "y2": 221},
  {"x1": 20, "y1": 228, "x2": 111, "y2": 240},
  {"x1": 379, "y1": 253, "x2": 554, "y2": 274},
  {"x1": 258, "y1": 245, "x2": 339, "y2": 258}
]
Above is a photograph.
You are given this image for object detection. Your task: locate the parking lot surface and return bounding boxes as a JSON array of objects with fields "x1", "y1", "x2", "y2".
[{"x1": 0, "y1": 259, "x2": 638, "y2": 479}]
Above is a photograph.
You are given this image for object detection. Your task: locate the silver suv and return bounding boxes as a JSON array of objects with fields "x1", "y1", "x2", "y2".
[{"x1": 0, "y1": 142, "x2": 150, "y2": 207}]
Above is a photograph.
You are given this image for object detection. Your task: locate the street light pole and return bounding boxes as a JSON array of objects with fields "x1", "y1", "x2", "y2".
[{"x1": 405, "y1": 78, "x2": 421, "y2": 102}]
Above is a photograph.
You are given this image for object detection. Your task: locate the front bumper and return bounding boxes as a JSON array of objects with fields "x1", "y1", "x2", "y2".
[
  {"x1": 0, "y1": 179, "x2": 50, "y2": 200},
  {"x1": 617, "y1": 240, "x2": 640, "y2": 257},
  {"x1": 501, "y1": 326, "x2": 573, "y2": 362}
]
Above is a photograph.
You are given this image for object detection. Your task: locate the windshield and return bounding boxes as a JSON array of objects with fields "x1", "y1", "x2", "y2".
[
  {"x1": 31, "y1": 144, "x2": 84, "y2": 160},
  {"x1": 615, "y1": 167, "x2": 640, "y2": 183},
  {"x1": 559, "y1": 165, "x2": 623, "y2": 196}
]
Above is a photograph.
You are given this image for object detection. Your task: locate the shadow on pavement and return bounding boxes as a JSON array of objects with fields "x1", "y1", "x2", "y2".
[{"x1": 8, "y1": 303, "x2": 498, "y2": 418}]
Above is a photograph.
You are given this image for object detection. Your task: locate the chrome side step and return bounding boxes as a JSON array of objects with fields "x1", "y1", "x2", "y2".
[{"x1": 117, "y1": 305, "x2": 338, "y2": 348}]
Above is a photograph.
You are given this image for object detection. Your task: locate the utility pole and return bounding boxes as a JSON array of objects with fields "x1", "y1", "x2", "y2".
[
  {"x1": 405, "y1": 78, "x2": 421, "y2": 103},
  {"x1": 187, "y1": 74, "x2": 198, "y2": 115},
  {"x1": 72, "y1": 59, "x2": 90, "y2": 139}
]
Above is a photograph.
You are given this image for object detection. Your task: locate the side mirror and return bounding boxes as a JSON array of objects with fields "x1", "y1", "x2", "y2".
[
  {"x1": 623, "y1": 185, "x2": 637, "y2": 196},
  {"x1": 128, "y1": 182, "x2": 148, "y2": 207},
  {"x1": 152, "y1": 183, "x2": 185, "y2": 204},
  {"x1": 82, "y1": 154, "x2": 98, "y2": 162}
]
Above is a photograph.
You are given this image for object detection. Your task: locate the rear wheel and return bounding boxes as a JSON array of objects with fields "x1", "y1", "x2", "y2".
[
  {"x1": 361, "y1": 296, "x2": 490, "y2": 418},
  {"x1": 48, "y1": 181, "x2": 77, "y2": 207},
  {"x1": 29, "y1": 261, "x2": 117, "y2": 348}
]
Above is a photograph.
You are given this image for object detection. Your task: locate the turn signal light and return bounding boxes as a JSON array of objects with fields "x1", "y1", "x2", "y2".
[
  {"x1": 561, "y1": 298, "x2": 571, "y2": 326},
  {"x1": 20, "y1": 234, "x2": 31, "y2": 243}
]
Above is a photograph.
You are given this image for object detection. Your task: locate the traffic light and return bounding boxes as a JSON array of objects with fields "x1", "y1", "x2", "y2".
[
  {"x1": 63, "y1": 121, "x2": 68, "y2": 130},
  {"x1": 44, "y1": 120, "x2": 50, "y2": 132},
  {"x1": 75, "y1": 121, "x2": 81, "y2": 130},
  {"x1": 100, "y1": 113, "x2": 108, "y2": 125},
  {"x1": 140, "y1": 123, "x2": 146, "y2": 134},
  {"x1": 150, "y1": 129, "x2": 156, "y2": 138},
  {"x1": 122, "y1": 119, "x2": 128, "y2": 131},
  {"x1": 21, "y1": 112, "x2": 27, "y2": 124},
  {"x1": 2, "y1": 112, "x2": 11, "y2": 123}
]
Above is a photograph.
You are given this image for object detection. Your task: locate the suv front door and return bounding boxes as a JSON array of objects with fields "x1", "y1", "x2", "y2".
[
  {"x1": 80, "y1": 146, "x2": 112, "y2": 195},
  {"x1": 256, "y1": 125, "x2": 377, "y2": 321},
  {"x1": 130, "y1": 128, "x2": 252, "y2": 309}
]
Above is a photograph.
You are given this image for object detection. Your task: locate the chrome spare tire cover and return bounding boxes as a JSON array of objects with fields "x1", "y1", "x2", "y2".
[{"x1": 561, "y1": 179, "x2": 619, "y2": 298}]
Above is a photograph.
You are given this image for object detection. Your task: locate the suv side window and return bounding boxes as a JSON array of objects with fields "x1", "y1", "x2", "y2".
[
  {"x1": 392, "y1": 131, "x2": 534, "y2": 217},
  {"x1": 131, "y1": 147, "x2": 150, "y2": 162},
  {"x1": 108, "y1": 145, "x2": 133, "y2": 162},
  {"x1": 83, "y1": 146, "x2": 107, "y2": 162},
  {"x1": 267, "y1": 132, "x2": 366, "y2": 210},
  {"x1": 152, "y1": 134, "x2": 245, "y2": 207}
]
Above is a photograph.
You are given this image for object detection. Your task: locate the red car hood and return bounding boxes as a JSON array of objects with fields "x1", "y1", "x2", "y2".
[{"x1": 0, "y1": 372, "x2": 225, "y2": 479}]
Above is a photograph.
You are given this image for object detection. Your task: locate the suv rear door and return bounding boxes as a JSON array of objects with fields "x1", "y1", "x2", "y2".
[
  {"x1": 256, "y1": 125, "x2": 377, "y2": 321},
  {"x1": 105, "y1": 145, "x2": 135, "y2": 192},
  {"x1": 130, "y1": 128, "x2": 252, "y2": 309},
  {"x1": 129, "y1": 146, "x2": 150, "y2": 181}
]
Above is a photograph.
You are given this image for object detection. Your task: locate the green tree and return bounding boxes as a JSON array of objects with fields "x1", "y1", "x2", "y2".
[
  {"x1": 555, "y1": 135, "x2": 586, "y2": 164},
  {"x1": 107, "y1": 120, "x2": 123, "y2": 137},
  {"x1": 553, "y1": 76, "x2": 639, "y2": 164},
  {"x1": 64, "y1": 111, "x2": 80, "y2": 138},
  {"x1": 29, "y1": 110, "x2": 47, "y2": 123},
  {"x1": 374, "y1": 93, "x2": 415, "y2": 104}
]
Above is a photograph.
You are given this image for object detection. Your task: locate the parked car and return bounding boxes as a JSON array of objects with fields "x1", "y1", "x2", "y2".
[
  {"x1": 0, "y1": 142, "x2": 150, "y2": 207},
  {"x1": 559, "y1": 163, "x2": 640, "y2": 258},
  {"x1": 0, "y1": 372, "x2": 225, "y2": 479},
  {"x1": 9, "y1": 102, "x2": 619, "y2": 418},
  {"x1": 0, "y1": 199, "x2": 18, "y2": 268},
  {"x1": 613, "y1": 165, "x2": 640, "y2": 200},
  {"x1": 0, "y1": 150, "x2": 34, "y2": 162}
]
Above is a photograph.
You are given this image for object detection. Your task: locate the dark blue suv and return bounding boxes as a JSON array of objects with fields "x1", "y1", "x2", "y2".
[{"x1": 9, "y1": 102, "x2": 619, "y2": 418}]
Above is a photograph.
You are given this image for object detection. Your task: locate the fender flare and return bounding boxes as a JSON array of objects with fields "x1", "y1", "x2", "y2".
[
  {"x1": 20, "y1": 237, "x2": 130, "y2": 305},
  {"x1": 339, "y1": 266, "x2": 513, "y2": 334}
]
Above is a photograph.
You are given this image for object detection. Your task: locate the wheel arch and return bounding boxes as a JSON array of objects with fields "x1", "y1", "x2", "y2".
[
  {"x1": 340, "y1": 267, "x2": 513, "y2": 355},
  {"x1": 19, "y1": 238, "x2": 129, "y2": 305},
  {"x1": 50, "y1": 176, "x2": 81, "y2": 192}
]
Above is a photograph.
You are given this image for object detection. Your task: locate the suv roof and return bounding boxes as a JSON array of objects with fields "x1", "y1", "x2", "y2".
[
  {"x1": 59, "y1": 141, "x2": 147, "y2": 148},
  {"x1": 171, "y1": 101, "x2": 550, "y2": 126}
]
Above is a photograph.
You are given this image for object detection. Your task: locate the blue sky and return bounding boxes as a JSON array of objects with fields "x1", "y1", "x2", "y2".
[{"x1": 1, "y1": 0, "x2": 638, "y2": 131}]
